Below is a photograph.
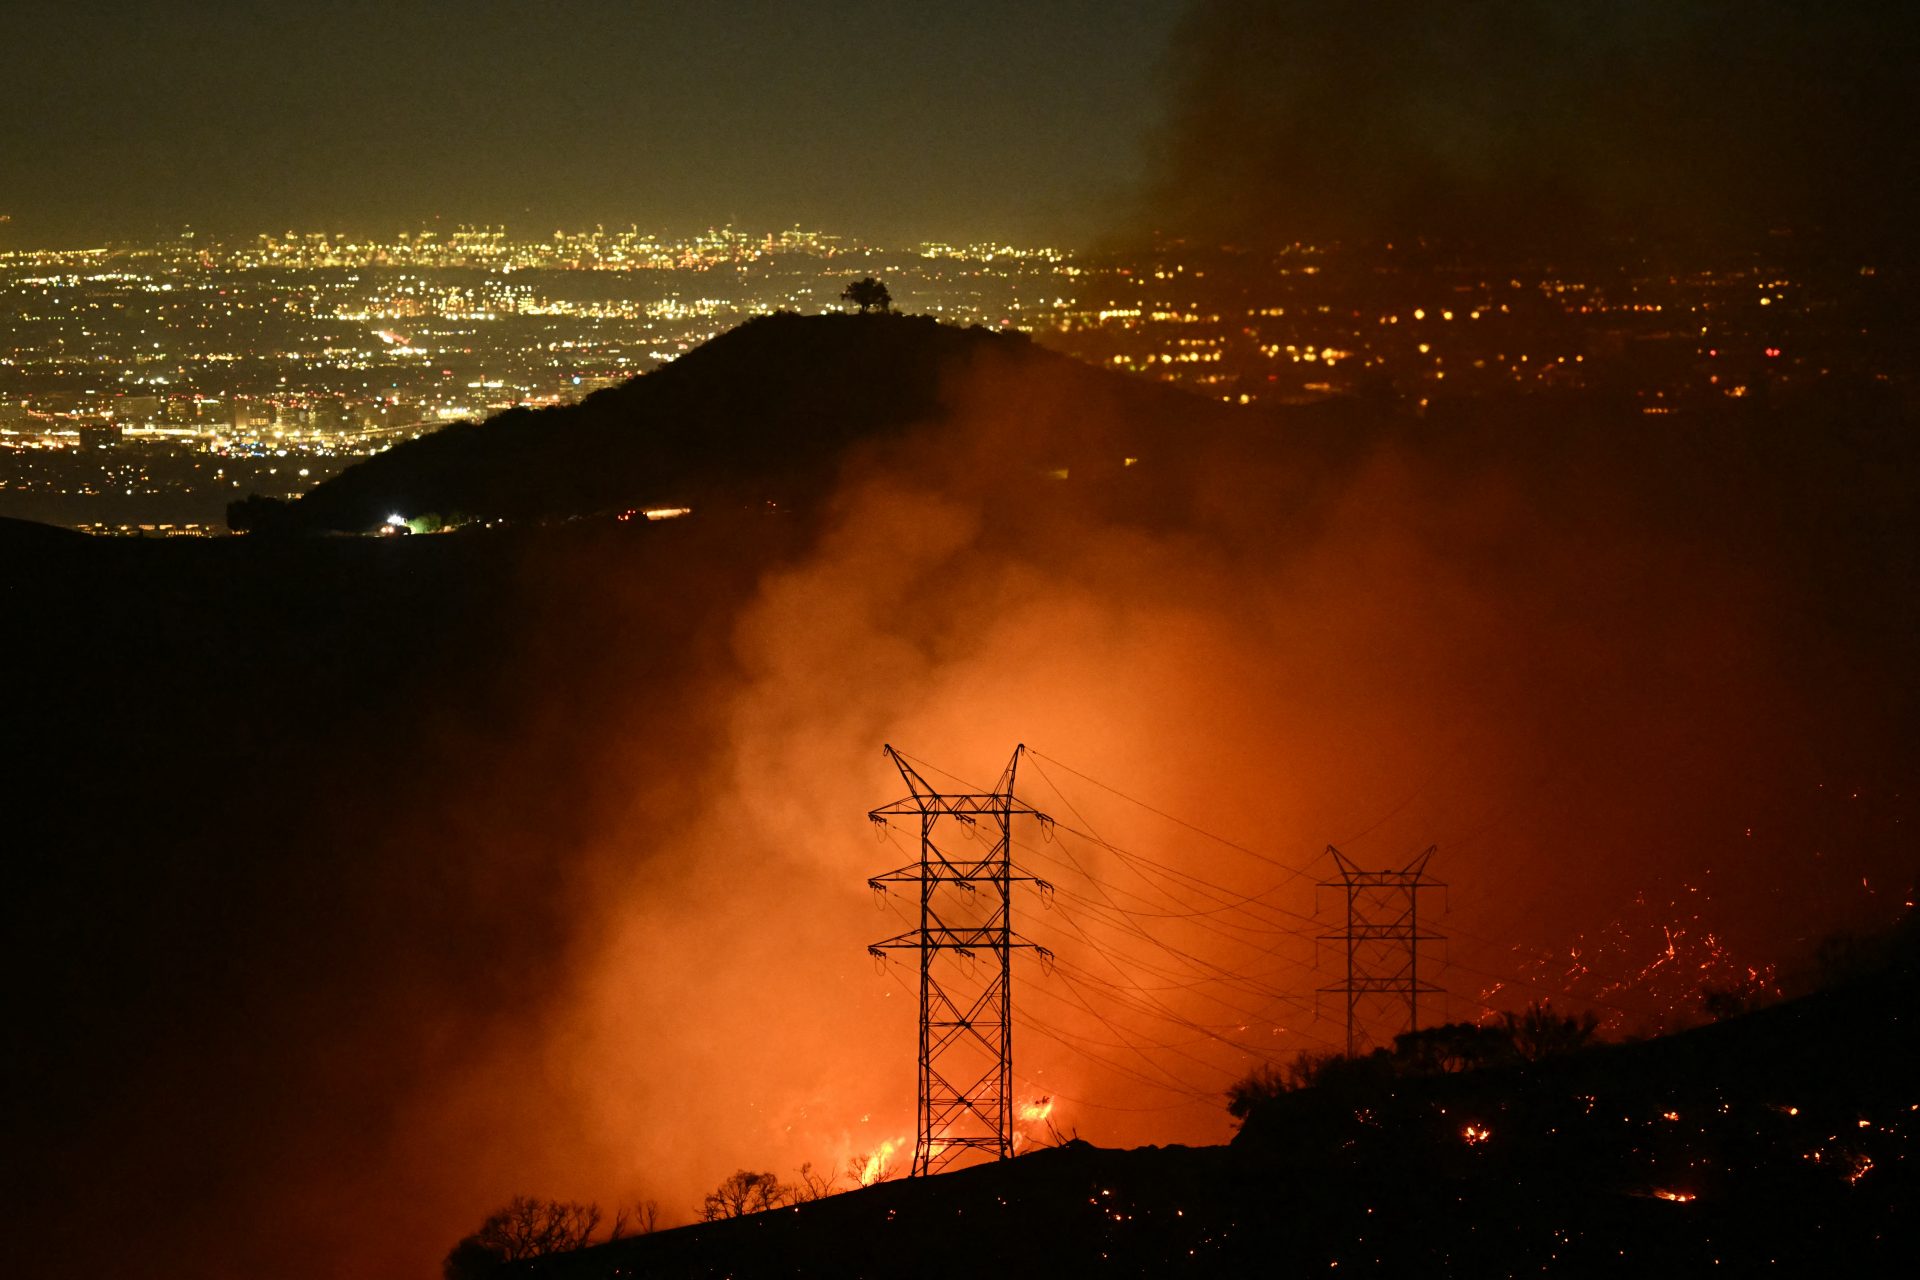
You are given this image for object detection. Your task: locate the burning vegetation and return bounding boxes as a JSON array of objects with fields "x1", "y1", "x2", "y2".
[{"x1": 485, "y1": 911, "x2": 1918, "y2": 1275}]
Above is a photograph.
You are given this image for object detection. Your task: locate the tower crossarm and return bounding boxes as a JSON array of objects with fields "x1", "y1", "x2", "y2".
[
  {"x1": 1317, "y1": 875, "x2": 1449, "y2": 890},
  {"x1": 869, "y1": 929, "x2": 1053, "y2": 956},
  {"x1": 870, "y1": 867, "x2": 1051, "y2": 892},
  {"x1": 1319, "y1": 978, "x2": 1446, "y2": 994},
  {"x1": 1318, "y1": 926, "x2": 1447, "y2": 942},
  {"x1": 869, "y1": 796, "x2": 1050, "y2": 820}
]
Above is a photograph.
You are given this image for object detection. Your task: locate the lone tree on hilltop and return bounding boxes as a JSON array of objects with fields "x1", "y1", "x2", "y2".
[{"x1": 840, "y1": 276, "x2": 892, "y2": 314}]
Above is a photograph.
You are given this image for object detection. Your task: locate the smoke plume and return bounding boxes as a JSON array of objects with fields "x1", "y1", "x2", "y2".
[{"x1": 1142, "y1": 0, "x2": 1920, "y2": 253}]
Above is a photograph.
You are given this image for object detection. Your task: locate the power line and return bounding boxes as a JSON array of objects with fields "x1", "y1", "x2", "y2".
[
  {"x1": 874, "y1": 744, "x2": 1675, "y2": 1159},
  {"x1": 895, "y1": 747, "x2": 1347, "y2": 1069},
  {"x1": 1029, "y1": 749, "x2": 1321, "y2": 884},
  {"x1": 890, "y1": 748, "x2": 1666, "y2": 1094},
  {"x1": 1022, "y1": 763, "x2": 1637, "y2": 1021}
]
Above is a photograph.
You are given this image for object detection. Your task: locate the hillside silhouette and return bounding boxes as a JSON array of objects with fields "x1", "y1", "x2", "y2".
[{"x1": 257, "y1": 312, "x2": 1261, "y2": 533}]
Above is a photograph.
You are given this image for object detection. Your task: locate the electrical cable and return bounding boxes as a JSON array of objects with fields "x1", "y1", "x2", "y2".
[{"x1": 1029, "y1": 748, "x2": 1322, "y2": 883}]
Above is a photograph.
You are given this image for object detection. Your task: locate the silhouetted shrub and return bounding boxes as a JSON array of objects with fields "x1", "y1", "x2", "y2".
[
  {"x1": 226, "y1": 492, "x2": 297, "y2": 534},
  {"x1": 1229, "y1": 1001, "x2": 1602, "y2": 1130},
  {"x1": 442, "y1": 1196, "x2": 602, "y2": 1279},
  {"x1": 1501, "y1": 1002, "x2": 1599, "y2": 1061},
  {"x1": 699, "y1": 1169, "x2": 790, "y2": 1220}
]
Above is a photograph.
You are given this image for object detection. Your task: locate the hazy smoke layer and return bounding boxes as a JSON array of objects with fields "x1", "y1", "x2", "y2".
[
  {"x1": 394, "y1": 370, "x2": 1910, "y2": 1268},
  {"x1": 1144, "y1": 0, "x2": 1920, "y2": 251},
  {"x1": 9, "y1": 356, "x2": 1912, "y2": 1279}
]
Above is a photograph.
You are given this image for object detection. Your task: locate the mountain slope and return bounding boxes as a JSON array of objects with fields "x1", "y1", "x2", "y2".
[{"x1": 509, "y1": 958, "x2": 1919, "y2": 1278}]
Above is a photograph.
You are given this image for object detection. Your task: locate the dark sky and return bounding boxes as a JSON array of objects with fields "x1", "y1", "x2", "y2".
[
  {"x1": 3, "y1": 2, "x2": 1916, "y2": 251},
  {"x1": 0, "y1": 0, "x2": 1184, "y2": 246}
]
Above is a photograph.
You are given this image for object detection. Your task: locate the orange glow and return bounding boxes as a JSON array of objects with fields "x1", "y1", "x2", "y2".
[
  {"x1": 158, "y1": 347, "x2": 1912, "y2": 1279},
  {"x1": 1653, "y1": 1189, "x2": 1697, "y2": 1203},
  {"x1": 498, "y1": 383, "x2": 1901, "y2": 1255},
  {"x1": 857, "y1": 1138, "x2": 907, "y2": 1187}
]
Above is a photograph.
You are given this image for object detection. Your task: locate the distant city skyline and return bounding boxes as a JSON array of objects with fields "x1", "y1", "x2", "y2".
[
  {"x1": 0, "y1": 1, "x2": 1183, "y2": 250},
  {"x1": 0, "y1": 218, "x2": 1069, "y2": 254},
  {"x1": 6, "y1": 2, "x2": 1916, "y2": 257}
]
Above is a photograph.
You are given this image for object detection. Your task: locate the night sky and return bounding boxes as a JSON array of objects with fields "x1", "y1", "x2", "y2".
[
  {"x1": 6, "y1": 2, "x2": 1916, "y2": 250},
  {"x1": 0, "y1": 0, "x2": 1183, "y2": 246}
]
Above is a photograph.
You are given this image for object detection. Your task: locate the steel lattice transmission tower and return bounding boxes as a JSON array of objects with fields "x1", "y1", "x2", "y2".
[
  {"x1": 1319, "y1": 844, "x2": 1445, "y2": 1055},
  {"x1": 867, "y1": 744, "x2": 1053, "y2": 1176}
]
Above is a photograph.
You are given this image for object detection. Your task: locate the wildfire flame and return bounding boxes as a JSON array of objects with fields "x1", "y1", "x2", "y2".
[
  {"x1": 857, "y1": 1138, "x2": 905, "y2": 1187},
  {"x1": 1652, "y1": 1189, "x2": 1697, "y2": 1202},
  {"x1": 1462, "y1": 1124, "x2": 1492, "y2": 1145},
  {"x1": 1019, "y1": 1096, "x2": 1055, "y2": 1125}
]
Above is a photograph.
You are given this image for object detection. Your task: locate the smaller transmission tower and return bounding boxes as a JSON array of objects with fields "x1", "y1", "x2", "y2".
[
  {"x1": 1319, "y1": 844, "x2": 1444, "y2": 1055},
  {"x1": 867, "y1": 744, "x2": 1052, "y2": 1176}
]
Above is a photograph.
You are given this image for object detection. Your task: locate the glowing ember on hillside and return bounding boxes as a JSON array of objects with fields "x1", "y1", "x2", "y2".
[{"x1": 1506, "y1": 886, "x2": 1784, "y2": 1032}]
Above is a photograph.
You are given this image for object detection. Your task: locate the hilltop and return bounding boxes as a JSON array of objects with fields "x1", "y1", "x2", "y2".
[{"x1": 243, "y1": 312, "x2": 1268, "y2": 534}]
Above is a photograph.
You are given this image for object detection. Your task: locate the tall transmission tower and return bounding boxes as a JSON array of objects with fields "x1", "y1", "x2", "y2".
[
  {"x1": 867, "y1": 744, "x2": 1053, "y2": 1176},
  {"x1": 1319, "y1": 844, "x2": 1444, "y2": 1055}
]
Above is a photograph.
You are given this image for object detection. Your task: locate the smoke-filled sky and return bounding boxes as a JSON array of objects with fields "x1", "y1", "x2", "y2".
[
  {"x1": 1147, "y1": 0, "x2": 1920, "y2": 253},
  {"x1": 388, "y1": 374, "x2": 1908, "y2": 1271},
  {"x1": 3, "y1": 1, "x2": 1915, "y2": 248}
]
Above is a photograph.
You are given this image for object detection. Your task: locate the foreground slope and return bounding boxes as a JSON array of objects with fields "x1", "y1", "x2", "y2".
[{"x1": 513, "y1": 953, "x2": 1919, "y2": 1278}]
